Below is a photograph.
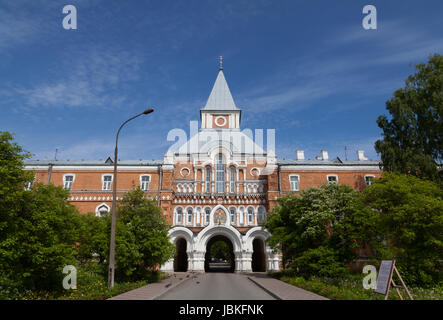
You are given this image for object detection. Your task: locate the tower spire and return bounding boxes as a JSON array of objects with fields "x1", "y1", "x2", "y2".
[{"x1": 219, "y1": 56, "x2": 223, "y2": 70}]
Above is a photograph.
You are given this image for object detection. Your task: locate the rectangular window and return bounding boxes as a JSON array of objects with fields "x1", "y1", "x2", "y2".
[
  {"x1": 103, "y1": 175, "x2": 112, "y2": 190},
  {"x1": 140, "y1": 175, "x2": 150, "y2": 191},
  {"x1": 365, "y1": 175, "x2": 375, "y2": 186},
  {"x1": 290, "y1": 175, "x2": 299, "y2": 191},
  {"x1": 327, "y1": 175, "x2": 338, "y2": 184},
  {"x1": 64, "y1": 175, "x2": 74, "y2": 190},
  {"x1": 25, "y1": 181, "x2": 33, "y2": 190}
]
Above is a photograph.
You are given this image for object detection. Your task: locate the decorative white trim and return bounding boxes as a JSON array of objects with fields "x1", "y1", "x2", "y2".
[
  {"x1": 95, "y1": 203, "x2": 110, "y2": 217},
  {"x1": 250, "y1": 167, "x2": 260, "y2": 177},
  {"x1": 214, "y1": 115, "x2": 227, "y2": 127},
  {"x1": 180, "y1": 167, "x2": 191, "y2": 178}
]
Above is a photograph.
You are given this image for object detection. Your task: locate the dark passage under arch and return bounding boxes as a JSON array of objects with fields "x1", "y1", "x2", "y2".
[
  {"x1": 174, "y1": 238, "x2": 188, "y2": 272},
  {"x1": 205, "y1": 235, "x2": 235, "y2": 273},
  {"x1": 252, "y1": 238, "x2": 266, "y2": 272}
]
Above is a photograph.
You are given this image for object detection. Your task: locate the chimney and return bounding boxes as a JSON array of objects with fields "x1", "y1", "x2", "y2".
[
  {"x1": 357, "y1": 150, "x2": 368, "y2": 161},
  {"x1": 296, "y1": 150, "x2": 305, "y2": 160},
  {"x1": 321, "y1": 150, "x2": 329, "y2": 160}
]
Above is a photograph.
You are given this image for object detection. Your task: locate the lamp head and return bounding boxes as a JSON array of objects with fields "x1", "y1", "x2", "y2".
[{"x1": 143, "y1": 108, "x2": 154, "y2": 115}]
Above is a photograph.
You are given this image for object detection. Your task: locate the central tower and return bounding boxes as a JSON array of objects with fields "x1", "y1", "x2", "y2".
[{"x1": 200, "y1": 65, "x2": 242, "y2": 130}]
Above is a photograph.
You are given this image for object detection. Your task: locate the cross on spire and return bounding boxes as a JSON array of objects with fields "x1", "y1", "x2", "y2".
[{"x1": 219, "y1": 56, "x2": 223, "y2": 70}]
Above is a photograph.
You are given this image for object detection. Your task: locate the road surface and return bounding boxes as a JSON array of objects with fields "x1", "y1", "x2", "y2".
[{"x1": 158, "y1": 273, "x2": 275, "y2": 300}]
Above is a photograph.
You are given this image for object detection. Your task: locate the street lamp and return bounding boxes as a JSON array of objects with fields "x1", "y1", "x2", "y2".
[{"x1": 108, "y1": 108, "x2": 154, "y2": 288}]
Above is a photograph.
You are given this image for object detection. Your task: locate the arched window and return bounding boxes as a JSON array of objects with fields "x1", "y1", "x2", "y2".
[
  {"x1": 247, "y1": 207, "x2": 254, "y2": 224},
  {"x1": 205, "y1": 207, "x2": 211, "y2": 224},
  {"x1": 187, "y1": 208, "x2": 193, "y2": 224},
  {"x1": 257, "y1": 207, "x2": 266, "y2": 224},
  {"x1": 176, "y1": 207, "x2": 183, "y2": 224},
  {"x1": 205, "y1": 166, "x2": 211, "y2": 192},
  {"x1": 230, "y1": 166, "x2": 236, "y2": 193},
  {"x1": 216, "y1": 154, "x2": 225, "y2": 193},
  {"x1": 229, "y1": 207, "x2": 236, "y2": 224},
  {"x1": 96, "y1": 203, "x2": 110, "y2": 217}
]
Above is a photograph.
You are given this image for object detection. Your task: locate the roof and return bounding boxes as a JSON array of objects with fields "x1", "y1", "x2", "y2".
[
  {"x1": 203, "y1": 70, "x2": 238, "y2": 110},
  {"x1": 277, "y1": 158, "x2": 381, "y2": 166},
  {"x1": 24, "y1": 159, "x2": 163, "y2": 166}
]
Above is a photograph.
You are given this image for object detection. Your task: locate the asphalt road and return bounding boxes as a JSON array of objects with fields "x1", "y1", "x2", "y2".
[{"x1": 158, "y1": 273, "x2": 275, "y2": 300}]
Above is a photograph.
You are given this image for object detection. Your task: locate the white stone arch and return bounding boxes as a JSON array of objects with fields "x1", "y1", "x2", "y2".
[
  {"x1": 196, "y1": 224, "x2": 243, "y2": 253},
  {"x1": 168, "y1": 226, "x2": 194, "y2": 252},
  {"x1": 202, "y1": 141, "x2": 234, "y2": 159},
  {"x1": 207, "y1": 204, "x2": 231, "y2": 227},
  {"x1": 95, "y1": 202, "x2": 110, "y2": 217},
  {"x1": 244, "y1": 227, "x2": 270, "y2": 251}
]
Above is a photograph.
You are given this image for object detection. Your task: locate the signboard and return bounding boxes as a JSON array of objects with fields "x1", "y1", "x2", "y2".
[{"x1": 374, "y1": 260, "x2": 394, "y2": 295}]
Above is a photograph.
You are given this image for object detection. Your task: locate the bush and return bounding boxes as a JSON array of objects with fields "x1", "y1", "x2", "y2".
[{"x1": 292, "y1": 246, "x2": 350, "y2": 279}]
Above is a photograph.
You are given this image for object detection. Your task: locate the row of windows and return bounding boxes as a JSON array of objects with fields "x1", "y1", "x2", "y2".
[
  {"x1": 62, "y1": 174, "x2": 151, "y2": 191},
  {"x1": 289, "y1": 174, "x2": 375, "y2": 191},
  {"x1": 175, "y1": 206, "x2": 266, "y2": 225},
  {"x1": 176, "y1": 182, "x2": 264, "y2": 193}
]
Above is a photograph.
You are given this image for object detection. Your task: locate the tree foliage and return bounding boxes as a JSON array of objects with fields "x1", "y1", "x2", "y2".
[
  {"x1": 361, "y1": 173, "x2": 443, "y2": 286},
  {"x1": 1, "y1": 131, "x2": 82, "y2": 291},
  {"x1": 375, "y1": 53, "x2": 443, "y2": 184},
  {"x1": 264, "y1": 184, "x2": 374, "y2": 278},
  {"x1": 78, "y1": 188, "x2": 174, "y2": 282}
]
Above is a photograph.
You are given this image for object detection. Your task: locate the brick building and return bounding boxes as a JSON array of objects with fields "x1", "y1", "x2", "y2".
[{"x1": 25, "y1": 67, "x2": 381, "y2": 273}]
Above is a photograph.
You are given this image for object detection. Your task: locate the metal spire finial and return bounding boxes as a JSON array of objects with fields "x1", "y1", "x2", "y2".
[{"x1": 219, "y1": 56, "x2": 223, "y2": 70}]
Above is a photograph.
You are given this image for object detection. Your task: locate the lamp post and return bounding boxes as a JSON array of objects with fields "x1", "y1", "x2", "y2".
[{"x1": 108, "y1": 108, "x2": 154, "y2": 288}]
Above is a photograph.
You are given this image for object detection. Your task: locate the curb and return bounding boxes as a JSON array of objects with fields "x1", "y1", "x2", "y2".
[
  {"x1": 151, "y1": 273, "x2": 195, "y2": 300},
  {"x1": 247, "y1": 276, "x2": 283, "y2": 300}
]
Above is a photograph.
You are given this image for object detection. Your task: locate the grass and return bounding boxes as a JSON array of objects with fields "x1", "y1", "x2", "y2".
[
  {"x1": 269, "y1": 271, "x2": 443, "y2": 300},
  {"x1": 13, "y1": 265, "x2": 169, "y2": 300}
]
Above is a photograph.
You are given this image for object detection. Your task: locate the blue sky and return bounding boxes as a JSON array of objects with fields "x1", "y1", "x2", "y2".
[{"x1": 1, "y1": 0, "x2": 442, "y2": 162}]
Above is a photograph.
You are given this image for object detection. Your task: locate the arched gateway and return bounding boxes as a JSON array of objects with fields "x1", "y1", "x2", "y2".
[{"x1": 162, "y1": 205, "x2": 279, "y2": 272}]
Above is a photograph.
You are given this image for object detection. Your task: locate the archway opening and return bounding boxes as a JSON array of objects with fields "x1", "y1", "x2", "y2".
[
  {"x1": 173, "y1": 238, "x2": 188, "y2": 272},
  {"x1": 204, "y1": 235, "x2": 235, "y2": 273},
  {"x1": 252, "y1": 238, "x2": 266, "y2": 272}
]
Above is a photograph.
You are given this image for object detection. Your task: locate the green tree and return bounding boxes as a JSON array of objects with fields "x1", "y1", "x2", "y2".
[
  {"x1": 209, "y1": 241, "x2": 231, "y2": 263},
  {"x1": 375, "y1": 53, "x2": 443, "y2": 185},
  {"x1": 115, "y1": 188, "x2": 174, "y2": 281},
  {"x1": 264, "y1": 184, "x2": 374, "y2": 278},
  {"x1": 0, "y1": 132, "x2": 83, "y2": 291},
  {"x1": 361, "y1": 173, "x2": 443, "y2": 286}
]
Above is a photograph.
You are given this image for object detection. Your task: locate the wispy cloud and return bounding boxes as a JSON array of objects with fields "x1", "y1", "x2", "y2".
[{"x1": 12, "y1": 46, "x2": 143, "y2": 109}]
